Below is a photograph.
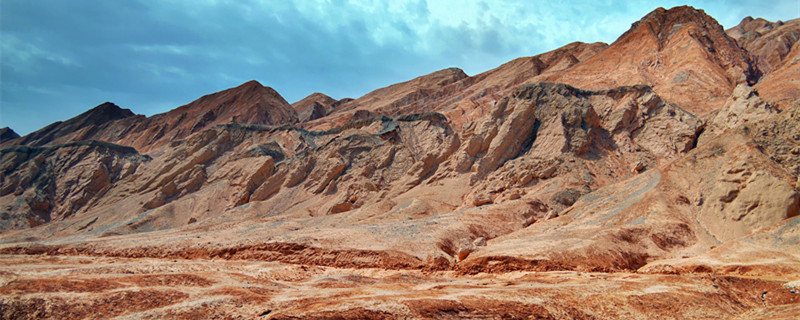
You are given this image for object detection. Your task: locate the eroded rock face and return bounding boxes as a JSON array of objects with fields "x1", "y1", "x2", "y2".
[
  {"x1": 454, "y1": 83, "x2": 701, "y2": 210},
  {"x1": 1, "y1": 103, "x2": 136, "y2": 148},
  {"x1": 755, "y1": 40, "x2": 800, "y2": 109},
  {"x1": 727, "y1": 17, "x2": 800, "y2": 74},
  {"x1": 550, "y1": 6, "x2": 759, "y2": 114},
  {"x1": 0, "y1": 141, "x2": 148, "y2": 231},
  {"x1": 0, "y1": 128, "x2": 20, "y2": 143},
  {"x1": 3, "y1": 7, "x2": 800, "y2": 318},
  {"x1": 711, "y1": 85, "x2": 777, "y2": 129},
  {"x1": 292, "y1": 92, "x2": 336, "y2": 122},
  {"x1": 699, "y1": 157, "x2": 799, "y2": 242},
  {"x1": 751, "y1": 101, "x2": 800, "y2": 177}
]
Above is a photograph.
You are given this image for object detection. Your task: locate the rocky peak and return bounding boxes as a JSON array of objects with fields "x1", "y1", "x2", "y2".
[
  {"x1": 184, "y1": 80, "x2": 297, "y2": 124},
  {"x1": 621, "y1": 6, "x2": 752, "y2": 72},
  {"x1": 104, "y1": 80, "x2": 299, "y2": 153},
  {"x1": 82, "y1": 102, "x2": 136, "y2": 124},
  {"x1": 550, "y1": 6, "x2": 758, "y2": 115},
  {"x1": 623, "y1": 6, "x2": 723, "y2": 46},
  {"x1": 727, "y1": 17, "x2": 800, "y2": 75},
  {"x1": 0, "y1": 127, "x2": 20, "y2": 143},
  {"x1": 324, "y1": 67, "x2": 469, "y2": 119},
  {"x1": 3, "y1": 102, "x2": 136, "y2": 148},
  {"x1": 424, "y1": 67, "x2": 469, "y2": 86},
  {"x1": 292, "y1": 92, "x2": 337, "y2": 122},
  {"x1": 727, "y1": 16, "x2": 779, "y2": 40}
]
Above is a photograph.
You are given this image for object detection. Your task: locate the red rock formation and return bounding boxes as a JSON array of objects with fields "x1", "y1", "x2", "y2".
[
  {"x1": 0, "y1": 102, "x2": 135, "y2": 148},
  {"x1": 1, "y1": 6, "x2": 800, "y2": 319},
  {"x1": 550, "y1": 6, "x2": 758, "y2": 115},
  {"x1": 0, "y1": 141, "x2": 148, "y2": 231},
  {"x1": 292, "y1": 92, "x2": 336, "y2": 122},
  {"x1": 106, "y1": 80, "x2": 299, "y2": 153},
  {"x1": 727, "y1": 17, "x2": 800, "y2": 74}
]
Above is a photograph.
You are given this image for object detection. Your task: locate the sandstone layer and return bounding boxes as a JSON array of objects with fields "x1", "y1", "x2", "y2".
[{"x1": 1, "y1": 5, "x2": 799, "y2": 320}]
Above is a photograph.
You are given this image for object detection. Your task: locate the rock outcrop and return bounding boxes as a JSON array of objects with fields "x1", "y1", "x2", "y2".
[
  {"x1": 550, "y1": 6, "x2": 759, "y2": 115},
  {"x1": 0, "y1": 141, "x2": 148, "y2": 231},
  {"x1": 2, "y1": 7, "x2": 800, "y2": 319},
  {"x1": 292, "y1": 92, "x2": 336, "y2": 122},
  {"x1": 727, "y1": 17, "x2": 800, "y2": 74},
  {"x1": 1, "y1": 102, "x2": 136, "y2": 148},
  {"x1": 0, "y1": 128, "x2": 19, "y2": 143}
]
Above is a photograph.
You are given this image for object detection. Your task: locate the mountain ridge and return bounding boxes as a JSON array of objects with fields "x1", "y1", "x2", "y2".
[{"x1": 1, "y1": 6, "x2": 799, "y2": 319}]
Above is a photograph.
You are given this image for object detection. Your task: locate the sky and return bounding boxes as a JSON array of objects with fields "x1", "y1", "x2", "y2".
[{"x1": 1, "y1": 0, "x2": 798, "y2": 135}]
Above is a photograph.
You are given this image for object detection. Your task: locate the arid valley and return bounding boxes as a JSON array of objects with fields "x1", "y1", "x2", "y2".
[{"x1": 1, "y1": 5, "x2": 800, "y2": 319}]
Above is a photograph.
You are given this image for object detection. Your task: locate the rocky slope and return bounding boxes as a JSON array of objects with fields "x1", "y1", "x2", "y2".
[
  {"x1": 1, "y1": 5, "x2": 800, "y2": 320},
  {"x1": 304, "y1": 42, "x2": 609, "y2": 131},
  {"x1": 727, "y1": 17, "x2": 800, "y2": 74},
  {"x1": 753, "y1": 39, "x2": 800, "y2": 108},
  {"x1": 0, "y1": 128, "x2": 20, "y2": 143},
  {"x1": 292, "y1": 92, "x2": 337, "y2": 122},
  {"x1": 550, "y1": 6, "x2": 759, "y2": 115},
  {"x1": 727, "y1": 17, "x2": 800, "y2": 109},
  {"x1": 2, "y1": 81, "x2": 299, "y2": 155},
  {"x1": 0, "y1": 102, "x2": 136, "y2": 148}
]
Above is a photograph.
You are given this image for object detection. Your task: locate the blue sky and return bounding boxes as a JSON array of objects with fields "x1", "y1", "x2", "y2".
[{"x1": 1, "y1": 0, "x2": 798, "y2": 135}]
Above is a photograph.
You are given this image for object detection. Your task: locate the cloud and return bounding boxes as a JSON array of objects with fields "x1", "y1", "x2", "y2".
[{"x1": 1, "y1": 0, "x2": 797, "y2": 135}]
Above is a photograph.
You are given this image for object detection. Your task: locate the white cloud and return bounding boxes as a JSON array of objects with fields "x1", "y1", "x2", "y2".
[
  {"x1": 1, "y1": 34, "x2": 79, "y2": 73},
  {"x1": 2, "y1": 0, "x2": 799, "y2": 135}
]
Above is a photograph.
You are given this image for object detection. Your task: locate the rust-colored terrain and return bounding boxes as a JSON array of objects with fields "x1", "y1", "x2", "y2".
[{"x1": 2, "y1": 6, "x2": 800, "y2": 319}]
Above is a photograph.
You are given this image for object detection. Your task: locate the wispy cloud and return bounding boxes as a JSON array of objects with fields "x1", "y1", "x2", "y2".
[{"x1": 1, "y1": 0, "x2": 797, "y2": 135}]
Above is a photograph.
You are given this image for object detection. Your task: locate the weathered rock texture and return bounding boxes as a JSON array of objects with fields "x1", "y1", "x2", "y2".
[
  {"x1": 727, "y1": 17, "x2": 800, "y2": 74},
  {"x1": 727, "y1": 17, "x2": 800, "y2": 108},
  {"x1": 292, "y1": 92, "x2": 336, "y2": 122},
  {"x1": 550, "y1": 6, "x2": 759, "y2": 115},
  {"x1": 2, "y1": 5, "x2": 800, "y2": 320},
  {"x1": 1, "y1": 102, "x2": 135, "y2": 148},
  {"x1": 0, "y1": 128, "x2": 20, "y2": 143}
]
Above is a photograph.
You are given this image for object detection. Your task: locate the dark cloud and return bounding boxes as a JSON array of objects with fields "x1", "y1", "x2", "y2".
[{"x1": 1, "y1": 0, "x2": 797, "y2": 135}]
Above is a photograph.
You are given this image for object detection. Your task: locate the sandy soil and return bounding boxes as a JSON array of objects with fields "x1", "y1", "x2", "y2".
[{"x1": 2, "y1": 254, "x2": 799, "y2": 319}]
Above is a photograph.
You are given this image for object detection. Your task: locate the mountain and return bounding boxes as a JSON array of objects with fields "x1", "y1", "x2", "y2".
[
  {"x1": 2, "y1": 6, "x2": 800, "y2": 319},
  {"x1": 292, "y1": 92, "x2": 336, "y2": 122},
  {"x1": 304, "y1": 42, "x2": 608, "y2": 131},
  {"x1": 549, "y1": 6, "x2": 759, "y2": 115},
  {"x1": 0, "y1": 127, "x2": 20, "y2": 142},
  {"x1": 105, "y1": 80, "x2": 299, "y2": 153},
  {"x1": 727, "y1": 17, "x2": 800, "y2": 74},
  {"x1": 728, "y1": 17, "x2": 800, "y2": 108},
  {"x1": 3, "y1": 81, "x2": 299, "y2": 155},
  {"x1": 1, "y1": 102, "x2": 135, "y2": 148}
]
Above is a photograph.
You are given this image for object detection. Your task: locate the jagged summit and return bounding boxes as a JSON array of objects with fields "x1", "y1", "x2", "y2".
[
  {"x1": 100, "y1": 80, "x2": 299, "y2": 153},
  {"x1": 726, "y1": 17, "x2": 800, "y2": 108},
  {"x1": 2, "y1": 101, "x2": 136, "y2": 148},
  {"x1": 728, "y1": 16, "x2": 800, "y2": 73},
  {"x1": 292, "y1": 92, "x2": 337, "y2": 122},
  {"x1": 620, "y1": 6, "x2": 723, "y2": 47},
  {"x1": 0, "y1": 127, "x2": 20, "y2": 142},
  {"x1": 85, "y1": 102, "x2": 136, "y2": 121},
  {"x1": 2, "y1": 7, "x2": 800, "y2": 318},
  {"x1": 549, "y1": 5, "x2": 758, "y2": 115}
]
